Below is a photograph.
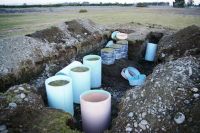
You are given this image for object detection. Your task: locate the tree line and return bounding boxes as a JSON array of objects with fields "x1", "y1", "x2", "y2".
[{"x1": 0, "y1": 1, "x2": 198, "y2": 8}]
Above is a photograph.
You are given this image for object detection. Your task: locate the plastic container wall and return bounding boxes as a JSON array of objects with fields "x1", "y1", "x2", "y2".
[
  {"x1": 101, "y1": 48, "x2": 115, "y2": 65},
  {"x1": 83, "y1": 55, "x2": 102, "y2": 88},
  {"x1": 145, "y1": 43, "x2": 157, "y2": 61},
  {"x1": 45, "y1": 75, "x2": 74, "y2": 116},
  {"x1": 70, "y1": 66, "x2": 91, "y2": 104},
  {"x1": 80, "y1": 90, "x2": 111, "y2": 133},
  {"x1": 56, "y1": 61, "x2": 82, "y2": 76}
]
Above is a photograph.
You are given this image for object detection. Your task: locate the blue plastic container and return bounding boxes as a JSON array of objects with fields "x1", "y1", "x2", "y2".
[
  {"x1": 105, "y1": 40, "x2": 114, "y2": 48},
  {"x1": 145, "y1": 43, "x2": 157, "y2": 61},
  {"x1": 83, "y1": 55, "x2": 102, "y2": 88},
  {"x1": 128, "y1": 74, "x2": 146, "y2": 86},
  {"x1": 124, "y1": 67, "x2": 141, "y2": 79},
  {"x1": 111, "y1": 31, "x2": 120, "y2": 40},
  {"x1": 70, "y1": 66, "x2": 91, "y2": 104}
]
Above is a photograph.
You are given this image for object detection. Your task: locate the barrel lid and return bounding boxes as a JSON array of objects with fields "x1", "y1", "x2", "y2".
[
  {"x1": 116, "y1": 33, "x2": 128, "y2": 40},
  {"x1": 111, "y1": 44, "x2": 123, "y2": 49},
  {"x1": 101, "y1": 48, "x2": 115, "y2": 53},
  {"x1": 117, "y1": 40, "x2": 128, "y2": 45}
]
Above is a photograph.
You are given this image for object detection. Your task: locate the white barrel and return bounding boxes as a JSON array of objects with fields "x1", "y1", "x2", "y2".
[
  {"x1": 70, "y1": 66, "x2": 91, "y2": 104},
  {"x1": 56, "y1": 61, "x2": 82, "y2": 76},
  {"x1": 80, "y1": 90, "x2": 111, "y2": 133},
  {"x1": 83, "y1": 55, "x2": 102, "y2": 88},
  {"x1": 101, "y1": 48, "x2": 115, "y2": 65},
  {"x1": 145, "y1": 43, "x2": 157, "y2": 61},
  {"x1": 45, "y1": 75, "x2": 74, "y2": 116},
  {"x1": 116, "y1": 32, "x2": 128, "y2": 40}
]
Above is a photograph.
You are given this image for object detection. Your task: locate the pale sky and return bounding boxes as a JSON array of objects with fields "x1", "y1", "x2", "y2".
[{"x1": 0, "y1": 0, "x2": 200, "y2": 5}]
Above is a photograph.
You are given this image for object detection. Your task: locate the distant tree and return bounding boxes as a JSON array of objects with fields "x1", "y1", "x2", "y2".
[
  {"x1": 136, "y1": 2, "x2": 148, "y2": 7},
  {"x1": 173, "y1": 0, "x2": 185, "y2": 8},
  {"x1": 187, "y1": 0, "x2": 194, "y2": 6}
]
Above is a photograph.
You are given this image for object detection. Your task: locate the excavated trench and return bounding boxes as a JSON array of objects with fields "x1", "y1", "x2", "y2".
[
  {"x1": 27, "y1": 30, "x2": 164, "y2": 131},
  {"x1": 0, "y1": 20, "x2": 164, "y2": 131}
]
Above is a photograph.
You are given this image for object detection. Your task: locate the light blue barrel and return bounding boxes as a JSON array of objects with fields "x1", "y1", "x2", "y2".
[
  {"x1": 105, "y1": 40, "x2": 114, "y2": 48},
  {"x1": 83, "y1": 55, "x2": 102, "y2": 88},
  {"x1": 111, "y1": 31, "x2": 120, "y2": 40},
  {"x1": 128, "y1": 74, "x2": 146, "y2": 86},
  {"x1": 45, "y1": 75, "x2": 74, "y2": 116},
  {"x1": 70, "y1": 66, "x2": 91, "y2": 104},
  {"x1": 124, "y1": 67, "x2": 140, "y2": 79},
  {"x1": 56, "y1": 61, "x2": 82, "y2": 76},
  {"x1": 145, "y1": 43, "x2": 157, "y2": 61}
]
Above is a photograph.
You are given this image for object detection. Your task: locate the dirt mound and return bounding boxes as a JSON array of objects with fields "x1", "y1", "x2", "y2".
[
  {"x1": 27, "y1": 27, "x2": 66, "y2": 43},
  {"x1": 66, "y1": 20, "x2": 91, "y2": 37},
  {"x1": 111, "y1": 56, "x2": 200, "y2": 132},
  {"x1": 0, "y1": 19, "x2": 106, "y2": 92},
  {"x1": 0, "y1": 84, "x2": 77, "y2": 133},
  {"x1": 158, "y1": 25, "x2": 200, "y2": 61}
]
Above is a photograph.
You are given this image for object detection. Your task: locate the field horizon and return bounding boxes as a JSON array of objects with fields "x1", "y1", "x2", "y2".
[{"x1": 0, "y1": 6, "x2": 200, "y2": 39}]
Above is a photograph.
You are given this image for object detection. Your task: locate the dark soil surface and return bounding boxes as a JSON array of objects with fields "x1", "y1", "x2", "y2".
[
  {"x1": 158, "y1": 25, "x2": 200, "y2": 61},
  {"x1": 26, "y1": 27, "x2": 66, "y2": 43}
]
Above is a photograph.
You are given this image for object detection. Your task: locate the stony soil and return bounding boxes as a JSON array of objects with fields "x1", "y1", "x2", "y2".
[{"x1": 0, "y1": 19, "x2": 199, "y2": 132}]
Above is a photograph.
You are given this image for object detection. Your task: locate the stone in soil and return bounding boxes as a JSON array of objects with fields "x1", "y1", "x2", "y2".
[
  {"x1": 0, "y1": 125, "x2": 7, "y2": 131},
  {"x1": 174, "y1": 112, "x2": 185, "y2": 124},
  {"x1": 8, "y1": 102, "x2": 17, "y2": 109}
]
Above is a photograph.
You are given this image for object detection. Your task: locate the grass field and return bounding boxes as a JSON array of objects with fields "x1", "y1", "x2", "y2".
[{"x1": 0, "y1": 6, "x2": 200, "y2": 38}]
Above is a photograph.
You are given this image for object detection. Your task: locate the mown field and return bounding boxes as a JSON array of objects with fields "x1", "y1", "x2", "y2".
[{"x1": 0, "y1": 6, "x2": 200, "y2": 38}]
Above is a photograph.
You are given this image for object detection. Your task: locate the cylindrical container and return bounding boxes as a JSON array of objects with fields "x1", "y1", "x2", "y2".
[
  {"x1": 128, "y1": 74, "x2": 146, "y2": 86},
  {"x1": 45, "y1": 75, "x2": 74, "y2": 116},
  {"x1": 111, "y1": 44, "x2": 123, "y2": 59},
  {"x1": 105, "y1": 40, "x2": 114, "y2": 48},
  {"x1": 56, "y1": 61, "x2": 82, "y2": 76},
  {"x1": 80, "y1": 90, "x2": 111, "y2": 133},
  {"x1": 117, "y1": 40, "x2": 128, "y2": 58},
  {"x1": 101, "y1": 48, "x2": 115, "y2": 65},
  {"x1": 116, "y1": 32, "x2": 128, "y2": 40},
  {"x1": 124, "y1": 67, "x2": 141, "y2": 79},
  {"x1": 70, "y1": 66, "x2": 91, "y2": 104},
  {"x1": 145, "y1": 43, "x2": 157, "y2": 61},
  {"x1": 83, "y1": 55, "x2": 102, "y2": 88},
  {"x1": 117, "y1": 40, "x2": 128, "y2": 51},
  {"x1": 111, "y1": 31, "x2": 120, "y2": 40}
]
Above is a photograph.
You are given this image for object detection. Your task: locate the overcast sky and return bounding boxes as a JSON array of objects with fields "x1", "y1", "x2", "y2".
[{"x1": 0, "y1": 0, "x2": 199, "y2": 5}]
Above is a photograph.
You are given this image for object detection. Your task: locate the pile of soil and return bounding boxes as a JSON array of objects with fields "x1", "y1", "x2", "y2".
[
  {"x1": 26, "y1": 27, "x2": 66, "y2": 43},
  {"x1": 66, "y1": 20, "x2": 91, "y2": 38},
  {"x1": 158, "y1": 25, "x2": 200, "y2": 61}
]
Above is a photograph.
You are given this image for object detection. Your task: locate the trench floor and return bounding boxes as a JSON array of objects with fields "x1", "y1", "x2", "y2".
[{"x1": 71, "y1": 58, "x2": 156, "y2": 131}]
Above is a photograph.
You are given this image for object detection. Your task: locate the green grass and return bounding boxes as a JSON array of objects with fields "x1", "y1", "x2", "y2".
[{"x1": 0, "y1": 7, "x2": 200, "y2": 38}]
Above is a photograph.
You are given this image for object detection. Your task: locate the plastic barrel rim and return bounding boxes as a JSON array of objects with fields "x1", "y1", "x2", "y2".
[{"x1": 128, "y1": 74, "x2": 146, "y2": 86}]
